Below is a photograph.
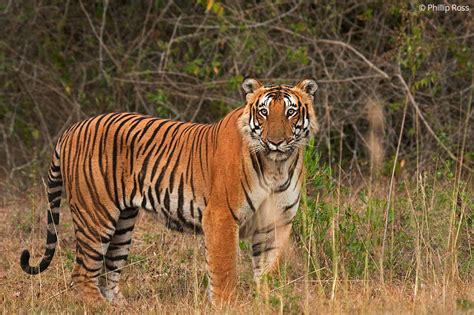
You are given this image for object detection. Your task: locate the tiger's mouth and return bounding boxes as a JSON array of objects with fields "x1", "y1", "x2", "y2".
[
  {"x1": 264, "y1": 138, "x2": 297, "y2": 152},
  {"x1": 266, "y1": 150, "x2": 293, "y2": 161},
  {"x1": 264, "y1": 143, "x2": 296, "y2": 161}
]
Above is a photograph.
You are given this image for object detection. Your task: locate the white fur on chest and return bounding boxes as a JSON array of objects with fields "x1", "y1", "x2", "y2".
[{"x1": 238, "y1": 155, "x2": 303, "y2": 238}]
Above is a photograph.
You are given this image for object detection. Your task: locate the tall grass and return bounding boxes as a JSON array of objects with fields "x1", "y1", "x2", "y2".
[
  {"x1": 290, "y1": 137, "x2": 473, "y2": 312},
  {"x1": 0, "y1": 148, "x2": 472, "y2": 313}
]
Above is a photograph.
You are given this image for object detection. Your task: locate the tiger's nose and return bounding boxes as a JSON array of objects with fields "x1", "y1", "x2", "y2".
[
  {"x1": 267, "y1": 139, "x2": 285, "y2": 150},
  {"x1": 268, "y1": 139, "x2": 284, "y2": 146}
]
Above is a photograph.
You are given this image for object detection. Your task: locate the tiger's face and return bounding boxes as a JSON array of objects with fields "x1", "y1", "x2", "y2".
[{"x1": 239, "y1": 78, "x2": 319, "y2": 161}]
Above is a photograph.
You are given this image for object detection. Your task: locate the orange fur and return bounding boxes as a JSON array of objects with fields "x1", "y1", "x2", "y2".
[{"x1": 20, "y1": 79, "x2": 318, "y2": 306}]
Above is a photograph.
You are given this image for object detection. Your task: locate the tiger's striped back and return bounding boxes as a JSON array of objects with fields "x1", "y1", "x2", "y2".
[{"x1": 58, "y1": 111, "x2": 240, "y2": 233}]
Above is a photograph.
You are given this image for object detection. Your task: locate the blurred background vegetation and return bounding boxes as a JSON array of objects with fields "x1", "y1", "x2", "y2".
[
  {"x1": 0, "y1": 1, "x2": 472, "y2": 181},
  {"x1": 0, "y1": 2, "x2": 472, "y2": 311}
]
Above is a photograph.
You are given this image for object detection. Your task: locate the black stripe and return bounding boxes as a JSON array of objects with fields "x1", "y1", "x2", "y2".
[
  {"x1": 176, "y1": 175, "x2": 200, "y2": 231},
  {"x1": 138, "y1": 120, "x2": 172, "y2": 188},
  {"x1": 115, "y1": 226, "x2": 135, "y2": 235},
  {"x1": 140, "y1": 119, "x2": 170, "y2": 155},
  {"x1": 120, "y1": 208, "x2": 138, "y2": 220},
  {"x1": 47, "y1": 211, "x2": 60, "y2": 225},
  {"x1": 51, "y1": 164, "x2": 60, "y2": 173},
  {"x1": 149, "y1": 122, "x2": 176, "y2": 180},
  {"x1": 189, "y1": 199, "x2": 195, "y2": 218},
  {"x1": 160, "y1": 207, "x2": 171, "y2": 221},
  {"x1": 44, "y1": 246, "x2": 55, "y2": 257},
  {"x1": 256, "y1": 154, "x2": 269, "y2": 186},
  {"x1": 106, "y1": 255, "x2": 129, "y2": 262},
  {"x1": 109, "y1": 239, "x2": 132, "y2": 247},
  {"x1": 225, "y1": 187, "x2": 239, "y2": 223},
  {"x1": 256, "y1": 220, "x2": 293, "y2": 235},
  {"x1": 176, "y1": 175, "x2": 185, "y2": 222},
  {"x1": 141, "y1": 193, "x2": 147, "y2": 208},
  {"x1": 148, "y1": 187, "x2": 160, "y2": 213},
  {"x1": 250, "y1": 154, "x2": 268, "y2": 191},
  {"x1": 135, "y1": 119, "x2": 157, "y2": 145},
  {"x1": 76, "y1": 256, "x2": 102, "y2": 274},
  {"x1": 136, "y1": 143, "x2": 157, "y2": 192},
  {"x1": 273, "y1": 175, "x2": 291, "y2": 193},
  {"x1": 241, "y1": 181, "x2": 256, "y2": 212},
  {"x1": 283, "y1": 194, "x2": 301, "y2": 212},
  {"x1": 46, "y1": 230, "x2": 57, "y2": 244},
  {"x1": 50, "y1": 198, "x2": 61, "y2": 208},
  {"x1": 130, "y1": 175, "x2": 138, "y2": 205},
  {"x1": 252, "y1": 246, "x2": 276, "y2": 257},
  {"x1": 105, "y1": 263, "x2": 120, "y2": 272},
  {"x1": 165, "y1": 217, "x2": 183, "y2": 232},
  {"x1": 48, "y1": 171, "x2": 61, "y2": 180},
  {"x1": 121, "y1": 172, "x2": 129, "y2": 208},
  {"x1": 154, "y1": 136, "x2": 180, "y2": 194},
  {"x1": 124, "y1": 116, "x2": 146, "y2": 144},
  {"x1": 252, "y1": 241, "x2": 265, "y2": 251},
  {"x1": 87, "y1": 253, "x2": 106, "y2": 262},
  {"x1": 48, "y1": 180, "x2": 62, "y2": 189},
  {"x1": 293, "y1": 165, "x2": 304, "y2": 190},
  {"x1": 168, "y1": 144, "x2": 185, "y2": 193},
  {"x1": 76, "y1": 238, "x2": 108, "y2": 258},
  {"x1": 197, "y1": 207, "x2": 203, "y2": 223},
  {"x1": 163, "y1": 189, "x2": 170, "y2": 211},
  {"x1": 48, "y1": 190, "x2": 62, "y2": 202}
]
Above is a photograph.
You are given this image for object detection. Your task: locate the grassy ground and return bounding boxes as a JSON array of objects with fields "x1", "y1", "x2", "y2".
[{"x1": 0, "y1": 158, "x2": 472, "y2": 313}]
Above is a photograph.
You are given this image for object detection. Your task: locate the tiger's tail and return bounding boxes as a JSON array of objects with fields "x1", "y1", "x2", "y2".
[{"x1": 20, "y1": 146, "x2": 63, "y2": 275}]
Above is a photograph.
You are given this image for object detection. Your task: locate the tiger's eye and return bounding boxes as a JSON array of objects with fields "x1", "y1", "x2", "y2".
[
  {"x1": 287, "y1": 109, "x2": 295, "y2": 116},
  {"x1": 259, "y1": 109, "x2": 268, "y2": 116}
]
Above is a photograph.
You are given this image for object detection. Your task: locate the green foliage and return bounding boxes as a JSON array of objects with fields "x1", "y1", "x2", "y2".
[
  {"x1": 13, "y1": 206, "x2": 35, "y2": 235},
  {"x1": 287, "y1": 47, "x2": 309, "y2": 66},
  {"x1": 128, "y1": 253, "x2": 150, "y2": 271},
  {"x1": 147, "y1": 88, "x2": 172, "y2": 117},
  {"x1": 294, "y1": 139, "x2": 473, "y2": 283},
  {"x1": 239, "y1": 239, "x2": 250, "y2": 251},
  {"x1": 1, "y1": 2, "x2": 472, "y2": 179},
  {"x1": 196, "y1": 0, "x2": 225, "y2": 17},
  {"x1": 63, "y1": 249, "x2": 75, "y2": 272},
  {"x1": 143, "y1": 232, "x2": 161, "y2": 245},
  {"x1": 398, "y1": 20, "x2": 431, "y2": 77}
]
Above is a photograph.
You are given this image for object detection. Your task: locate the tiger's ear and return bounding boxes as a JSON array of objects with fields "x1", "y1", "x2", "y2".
[
  {"x1": 295, "y1": 79, "x2": 318, "y2": 99},
  {"x1": 242, "y1": 78, "x2": 263, "y2": 95}
]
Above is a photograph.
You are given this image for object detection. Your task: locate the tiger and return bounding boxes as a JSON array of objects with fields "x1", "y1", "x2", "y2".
[{"x1": 20, "y1": 78, "x2": 319, "y2": 306}]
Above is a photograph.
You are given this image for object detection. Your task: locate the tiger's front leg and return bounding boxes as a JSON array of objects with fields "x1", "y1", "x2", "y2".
[
  {"x1": 251, "y1": 219, "x2": 292, "y2": 278},
  {"x1": 251, "y1": 196, "x2": 299, "y2": 278},
  {"x1": 202, "y1": 202, "x2": 239, "y2": 307}
]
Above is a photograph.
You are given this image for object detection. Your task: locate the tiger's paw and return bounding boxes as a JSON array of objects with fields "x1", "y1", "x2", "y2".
[
  {"x1": 101, "y1": 286, "x2": 128, "y2": 306},
  {"x1": 71, "y1": 281, "x2": 107, "y2": 305},
  {"x1": 78, "y1": 290, "x2": 107, "y2": 307},
  {"x1": 111, "y1": 292, "x2": 128, "y2": 306}
]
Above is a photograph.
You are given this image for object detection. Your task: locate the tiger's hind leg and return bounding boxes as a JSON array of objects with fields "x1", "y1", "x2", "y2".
[
  {"x1": 100, "y1": 207, "x2": 139, "y2": 303},
  {"x1": 70, "y1": 203, "x2": 119, "y2": 304}
]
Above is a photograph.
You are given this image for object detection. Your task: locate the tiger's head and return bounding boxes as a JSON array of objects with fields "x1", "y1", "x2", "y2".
[{"x1": 238, "y1": 78, "x2": 319, "y2": 161}]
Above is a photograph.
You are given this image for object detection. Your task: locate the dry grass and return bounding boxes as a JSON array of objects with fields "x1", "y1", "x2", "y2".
[
  {"x1": 364, "y1": 97, "x2": 385, "y2": 174},
  {"x1": 1, "y1": 173, "x2": 472, "y2": 314}
]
